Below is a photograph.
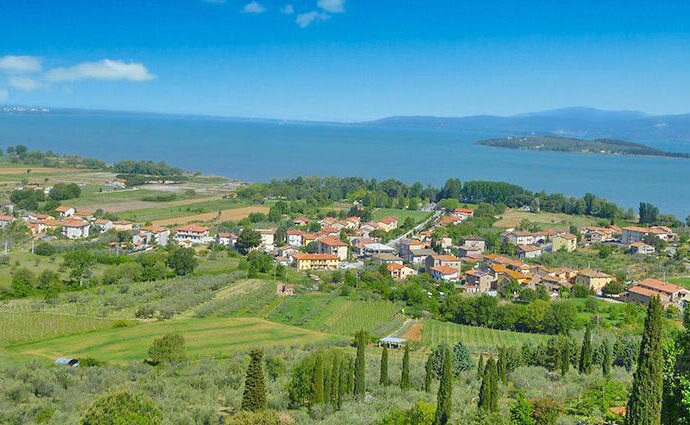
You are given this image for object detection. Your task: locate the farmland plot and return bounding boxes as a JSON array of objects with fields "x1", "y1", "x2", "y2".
[
  {"x1": 0, "y1": 312, "x2": 113, "y2": 345},
  {"x1": 421, "y1": 320, "x2": 548, "y2": 351}
]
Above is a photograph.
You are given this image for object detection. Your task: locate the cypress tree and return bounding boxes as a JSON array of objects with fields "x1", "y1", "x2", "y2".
[
  {"x1": 337, "y1": 358, "x2": 348, "y2": 409},
  {"x1": 579, "y1": 326, "x2": 593, "y2": 375},
  {"x1": 560, "y1": 338, "x2": 571, "y2": 377},
  {"x1": 625, "y1": 297, "x2": 663, "y2": 425},
  {"x1": 312, "y1": 353, "x2": 325, "y2": 405},
  {"x1": 489, "y1": 356, "x2": 499, "y2": 412},
  {"x1": 347, "y1": 357, "x2": 355, "y2": 395},
  {"x1": 498, "y1": 347, "x2": 507, "y2": 384},
  {"x1": 241, "y1": 349, "x2": 267, "y2": 412},
  {"x1": 477, "y1": 353, "x2": 485, "y2": 381},
  {"x1": 354, "y1": 330, "x2": 366, "y2": 399},
  {"x1": 424, "y1": 353, "x2": 433, "y2": 393},
  {"x1": 331, "y1": 355, "x2": 340, "y2": 407},
  {"x1": 324, "y1": 363, "x2": 332, "y2": 405},
  {"x1": 602, "y1": 339, "x2": 611, "y2": 378},
  {"x1": 478, "y1": 357, "x2": 493, "y2": 411},
  {"x1": 380, "y1": 346, "x2": 389, "y2": 386},
  {"x1": 401, "y1": 344, "x2": 411, "y2": 391},
  {"x1": 434, "y1": 345, "x2": 453, "y2": 425}
]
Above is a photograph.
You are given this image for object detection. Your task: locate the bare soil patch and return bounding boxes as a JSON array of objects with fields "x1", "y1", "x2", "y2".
[{"x1": 152, "y1": 205, "x2": 270, "y2": 226}]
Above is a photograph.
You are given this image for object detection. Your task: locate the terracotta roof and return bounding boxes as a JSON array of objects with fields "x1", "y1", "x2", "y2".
[
  {"x1": 518, "y1": 244, "x2": 541, "y2": 252},
  {"x1": 177, "y1": 225, "x2": 209, "y2": 233},
  {"x1": 578, "y1": 269, "x2": 612, "y2": 279},
  {"x1": 430, "y1": 266, "x2": 459, "y2": 275},
  {"x1": 638, "y1": 278, "x2": 685, "y2": 295},
  {"x1": 431, "y1": 254, "x2": 461, "y2": 261},
  {"x1": 629, "y1": 241, "x2": 650, "y2": 248},
  {"x1": 319, "y1": 237, "x2": 347, "y2": 247},
  {"x1": 291, "y1": 253, "x2": 338, "y2": 261},
  {"x1": 454, "y1": 208, "x2": 473, "y2": 214},
  {"x1": 60, "y1": 219, "x2": 89, "y2": 228},
  {"x1": 141, "y1": 225, "x2": 168, "y2": 233},
  {"x1": 628, "y1": 286, "x2": 661, "y2": 298},
  {"x1": 0, "y1": 215, "x2": 12, "y2": 221},
  {"x1": 217, "y1": 232, "x2": 232, "y2": 238},
  {"x1": 55, "y1": 206, "x2": 73, "y2": 212},
  {"x1": 377, "y1": 216, "x2": 398, "y2": 224},
  {"x1": 387, "y1": 263, "x2": 405, "y2": 271},
  {"x1": 114, "y1": 220, "x2": 133, "y2": 225}
]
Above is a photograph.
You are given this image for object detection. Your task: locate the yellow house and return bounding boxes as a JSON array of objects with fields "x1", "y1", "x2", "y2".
[
  {"x1": 291, "y1": 253, "x2": 339, "y2": 270},
  {"x1": 574, "y1": 269, "x2": 613, "y2": 293},
  {"x1": 552, "y1": 233, "x2": 577, "y2": 252}
]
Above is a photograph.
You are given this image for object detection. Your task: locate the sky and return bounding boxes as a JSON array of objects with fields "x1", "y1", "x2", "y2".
[{"x1": 2, "y1": 0, "x2": 690, "y2": 121}]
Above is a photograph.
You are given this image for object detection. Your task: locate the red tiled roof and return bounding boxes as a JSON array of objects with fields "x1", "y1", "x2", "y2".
[
  {"x1": 319, "y1": 237, "x2": 347, "y2": 247},
  {"x1": 291, "y1": 253, "x2": 338, "y2": 261},
  {"x1": 638, "y1": 278, "x2": 684, "y2": 295},
  {"x1": 177, "y1": 225, "x2": 208, "y2": 233}
]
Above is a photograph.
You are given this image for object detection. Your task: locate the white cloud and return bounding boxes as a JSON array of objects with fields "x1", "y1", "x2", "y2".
[
  {"x1": 0, "y1": 89, "x2": 7, "y2": 101},
  {"x1": 296, "y1": 11, "x2": 330, "y2": 27},
  {"x1": 0, "y1": 55, "x2": 42, "y2": 73},
  {"x1": 317, "y1": 0, "x2": 344, "y2": 13},
  {"x1": 9, "y1": 76, "x2": 40, "y2": 90},
  {"x1": 281, "y1": 4, "x2": 294, "y2": 14},
  {"x1": 44, "y1": 59, "x2": 155, "y2": 82},
  {"x1": 242, "y1": 1, "x2": 266, "y2": 13}
]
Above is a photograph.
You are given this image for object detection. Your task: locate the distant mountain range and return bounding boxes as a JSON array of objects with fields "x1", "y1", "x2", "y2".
[{"x1": 360, "y1": 107, "x2": 690, "y2": 142}]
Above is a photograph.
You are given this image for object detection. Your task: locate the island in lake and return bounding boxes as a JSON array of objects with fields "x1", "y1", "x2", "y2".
[{"x1": 477, "y1": 135, "x2": 690, "y2": 159}]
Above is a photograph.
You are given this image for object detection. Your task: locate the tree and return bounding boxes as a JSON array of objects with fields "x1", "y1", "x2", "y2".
[
  {"x1": 510, "y1": 391, "x2": 536, "y2": 425},
  {"x1": 489, "y1": 355, "x2": 499, "y2": 412},
  {"x1": 452, "y1": 341, "x2": 475, "y2": 375},
  {"x1": 11, "y1": 267, "x2": 34, "y2": 297},
  {"x1": 478, "y1": 357, "x2": 494, "y2": 411},
  {"x1": 639, "y1": 202, "x2": 660, "y2": 225},
  {"x1": 602, "y1": 340, "x2": 611, "y2": 378},
  {"x1": 434, "y1": 345, "x2": 452, "y2": 425},
  {"x1": 147, "y1": 333, "x2": 186, "y2": 364},
  {"x1": 424, "y1": 354, "x2": 433, "y2": 393},
  {"x1": 63, "y1": 248, "x2": 95, "y2": 286},
  {"x1": 440, "y1": 178, "x2": 462, "y2": 200},
  {"x1": 380, "y1": 346, "x2": 389, "y2": 386},
  {"x1": 312, "y1": 353, "x2": 325, "y2": 405},
  {"x1": 337, "y1": 357, "x2": 348, "y2": 409},
  {"x1": 477, "y1": 353, "x2": 485, "y2": 381},
  {"x1": 81, "y1": 392, "x2": 162, "y2": 425},
  {"x1": 625, "y1": 297, "x2": 663, "y2": 425},
  {"x1": 241, "y1": 349, "x2": 267, "y2": 412},
  {"x1": 579, "y1": 326, "x2": 593, "y2": 375},
  {"x1": 401, "y1": 344, "x2": 411, "y2": 390},
  {"x1": 166, "y1": 247, "x2": 198, "y2": 276},
  {"x1": 560, "y1": 338, "x2": 571, "y2": 377},
  {"x1": 497, "y1": 347, "x2": 508, "y2": 384},
  {"x1": 354, "y1": 330, "x2": 366, "y2": 399},
  {"x1": 236, "y1": 229, "x2": 262, "y2": 255},
  {"x1": 330, "y1": 355, "x2": 340, "y2": 407}
]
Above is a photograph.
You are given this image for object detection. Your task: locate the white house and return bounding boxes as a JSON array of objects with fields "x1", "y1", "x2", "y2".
[
  {"x1": 134, "y1": 226, "x2": 171, "y2": 246},
  {"x1": 60, "y1": 218, "x2": 90, "y2": 239},
  {"x1": 55, "y1": 206, "x2": 76, "y2": 218},
  {"x1": 256, "y1": 228, "x2": 277, "y2": 251},
  {"x1": 215, "y1": 232, "x2": 236, "y2": 246},
  {"x1": 174, "y1": 225, "x2": 211, "y2": 245},
  {"x1": 286, "y1": 229, "x2": 304, "y2": 247},
  {"x1": 93, "y1": 219, "x2": 113, "y2": 233},
  {"x1": 502, "y1": 231, "x2": 536, "y2": 245},
  {"x1": 0, "y1": 215, "x2": 13, "y2": 228},
  {"x1": 517, "y1": 244, "x2": 542, "y2": 259}
]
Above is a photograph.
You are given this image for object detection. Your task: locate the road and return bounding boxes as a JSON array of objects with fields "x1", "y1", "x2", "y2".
[{"x1": 388, "y1": 210, "x2": 442, "y2": 249}]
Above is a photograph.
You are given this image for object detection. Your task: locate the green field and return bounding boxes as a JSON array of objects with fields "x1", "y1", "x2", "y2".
[
  {"x1": 267, "y1": 295, "x2": 403, "y2": 337},
  {"x1": 670, "y1": 276, "x2": 690, "y2": 289},
  {"x1": 420, "y1": 320, "x2": 548, "y2": 350},
  {"x1": 371, "y1": 208, "x2": 431, "y2": 224},
  {"x1": 118, "y1": 198, "x2": 249, "y2": 221},
  {"x1": 0, "y1": 311, "x2": 114, "y2": 345},
  {"x1": 10, "y1": 317, "x2": 331, "y2": 363}
]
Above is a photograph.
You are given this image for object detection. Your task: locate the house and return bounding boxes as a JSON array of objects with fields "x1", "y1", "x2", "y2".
[
  {"x1": 464, "y1": 269, "x2": 495, "y2": 293},
  {"x1": 319, "y1": 217, "x2": 338, "y2": 227},
  {"x1": 635, "y1": 278, "x2": 688, "y2": 304},
  {"x1": 517, "y1": 244, "x2": 542, "y2": 259},
  {"x1": 105, "y1": 179, "x2": 126, "y2": 190},
  {"x1": 429, "y1": 266, "x2": 460, "y2": 281},
  {"x1": 134, "y1": 226, "x2": 170, "y2": 246},
  {"x1": 460, "y1": 236, "x2": 486, "y2": 252},
  {"x1": 215, "y1": 232, "x2": 236, "y2": 246},
  {"x1": 452, "y1": 208, "x2": 474, "y2": 218},
  {"x1": 439, "y1": 216, "x2": 462, "y2": 226},
  {"x1": 458, "y1": 245, "x2": 482, "y2": 258},
  {"x1": 437, "y1": 237, "x2": 454, "y2": 252},
  {"x1": 0, "y1": 200, "x2": 14, "y2": 214},
  {"x1": 73, "y1": 211, "x2": 94, "y2": 221},
  {"x1": 400, "y1": 238, "x2": 425, "y2": 257},
  {"x1": 55, "y1": 206, "x2": 76, "y2": 217},
  {"x1": 317, "y1": 237, "x2": 349, "y2": 261},
  {"x1": 26, "y1": 213, "x2": 51, "y2": 222},
  {"x1": 582, "y1": 226, "x2": 619, "y2": 244},
  {"x1": 372, "y1": 253, "x2": 404, "y2": 265},
  {"x1": 629, "y1": 241, "x2": 656, "y2": 255},
  {"x1": 552, "y1": 233, "x2": 577, "y2": 252},
  {"x1": 0, "y1": 215, "x2": 13, "y2": 228},
  {"x1": 625, "y1": 286, "x2": 671, "y2": 308},
  {"x1": 293, "y1": 216, "x2": 310, "y2": 227},
  {"x1": 93, "y1": 219, "x2": 113, "y2": 233},
  {"x1": 363, "y1": 242, "x2": 396, "y2": 257},
  {"x1": 276, "y1": 283, "x2": 297, "y2": 296},
  {"x1": 256, "y1": 228, "x2": 277, "y2": 250},
  {"x1": 174, "y1": 225, "x2": 211, "y2": 245},
  {"x1": 426, "y1": 254, "x2": 462, "y2": 269},
  {"x1": 408, "y1": 248, "x2": 436, "y2": 265},
  {"x1": 622, "y1": 226, "x2": 676, "y2": 244},
  {"x1": 36, "y1": 218, "x2": 59, "y2": 233},
  {"x1": 574, "y1": 269, "x2": 614, "y2": 294},
  {"x1": 287, "y1": 229, "x2": 305, "y2": 247},
  {"x1": 375, "y1": 216, "x2": 398, "y2": 232},
  {"x1": 291, "y1": 253, "x2": 339, "y2": 270},
  {"x1": 502, "y1": 231, "x2": 536, "y2": 246},
  {"x1": 112, "y1": 220, "x2": 134, "y2": 232},
  {"x1": 60, "y1": 218, "x2": 90, "y2": 239},
  {"x1": 387, "y1": 263, "x2": 416, "y2": 280}
]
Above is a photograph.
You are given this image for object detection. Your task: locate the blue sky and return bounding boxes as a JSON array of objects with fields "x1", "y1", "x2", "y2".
[{"x1": 2, "y1": 0, "x2": 690, "y2": 120}]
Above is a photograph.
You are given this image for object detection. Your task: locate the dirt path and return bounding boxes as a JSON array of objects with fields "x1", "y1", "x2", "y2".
[{"x1": 152, "y1": 206, "x2": 270, "y2": 225}]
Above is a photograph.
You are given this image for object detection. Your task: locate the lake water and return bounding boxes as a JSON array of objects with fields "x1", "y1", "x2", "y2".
[{"x1": 0, "y1": 110, "x2": 688, "y2": 218}]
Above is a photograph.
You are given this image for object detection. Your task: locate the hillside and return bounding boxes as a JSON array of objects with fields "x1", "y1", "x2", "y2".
[{"x1": 476, "y1": 135, "x2": 690, "y2": 158}]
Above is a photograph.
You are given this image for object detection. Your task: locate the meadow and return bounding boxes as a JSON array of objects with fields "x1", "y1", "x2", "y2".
[
  {"x1": 494, "y1": 208, "x2": 607, "y2": 229},
  {"x1": 420, "y1": 319, "x2": 548, "y2": 351},
  {"x1": 0, "y1": 311, "x2": 114, "y2": 345},
  {"x1": 371, "y1": 208, "x2": 431, "y2": 224},
  {"x1": 10, "y1": 317, "x2": 333, "y2": 363},
  {"x1": 117, "y1": 198, "x2": 252, "y2": 222}
]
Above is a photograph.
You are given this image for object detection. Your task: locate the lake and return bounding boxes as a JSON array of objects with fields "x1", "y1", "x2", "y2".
[{"x1": 0, "y1": 110, "x2": 688, "y2": 218}]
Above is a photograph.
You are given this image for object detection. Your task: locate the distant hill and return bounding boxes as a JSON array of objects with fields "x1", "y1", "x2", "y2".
[
  {"x1": 477, "y1": 135, "x2": 690, "y2": 159},
  {"x1": 360, "y1": 107, "x2": 690, "y2": 142}
]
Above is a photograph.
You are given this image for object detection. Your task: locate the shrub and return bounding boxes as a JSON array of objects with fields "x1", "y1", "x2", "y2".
[
  {"x1": 148, "y1": 333, "x2": 186, "y2": 364},
  {"x1": 135, "y1": 305, "x2": 155, "y2": 319},
  {"x1": 35, "y1": 242, "x2": 56, "y2": 256},
  {"x1": 81, "y1": 391, "x2": 161, "y2": 425}
]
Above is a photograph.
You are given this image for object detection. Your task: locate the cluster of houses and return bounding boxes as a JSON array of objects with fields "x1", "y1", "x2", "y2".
[{"x1": 500, "y1": 228, "x2": 578, "y2": 259}]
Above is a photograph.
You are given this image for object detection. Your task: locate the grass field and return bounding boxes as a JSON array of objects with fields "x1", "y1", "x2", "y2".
[
  {"x1": 10, "y1": 317, "x2": 332, "y2": 363},
  {"x1": 152, "y1": 205, "x2": 270, "y2": 225},
  {"x1": 0, "y1": 311, "x2": 114, "y2": 345},
  {"x1": 117, "y1": 198, "x2": 251, "y2": 222},
  {"x1": 420, "y1": 320, "x2": 548, "y2": 350},
  {"x1": 371, "y1": 208, "x2": 431, "y2": 224},
  {"x1": 670, "y1": 276, "x2": 690, "y2": 289},
  {"x1": 494, "y1": 209, "x2": 604, "y2": 230},
  {"x1": 267, "y1": 295, "x2": 403, "y2": 337}
]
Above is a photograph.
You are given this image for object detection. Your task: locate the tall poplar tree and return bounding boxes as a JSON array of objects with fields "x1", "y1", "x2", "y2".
[
  {"x1": 400, "y1": 344, "x2": 411, "y2": 391},
  {"x1": 625, "y1": 297, "x2": 663, "y2": 425},
  {"x1": 498, "y1": 347, "x2": 508, "y2": 384},
  {"x1": 241, "y1": 349, "x2": 267, "y2": 412},
  {"x1": 312, "y1": 353, "x2": 325, "y2": 405},
  {"x1": 425, "y1": 354, "x2": 433, "y2": 393},
  {"x1": 579, "y1": 326, "x2": 593, "y2": 375},
  {"x1": 434, "y1": 345, "x2": 453, "y2": 425},
  {"x1": 560, "y1": 338, "x2": 571, "y2": 377},
  {"x1": 489, "y1": 356, "x2": 499, "y2": 412},
  {"x1": 602, "y1": 340, "x2": 611, "y2": 378},
  {"x1": 331, "y1": 355, "x2": 340, "y2": 407},
  {"x1": 478, "y1": 357, "x2": 494, "y2": 411},
  {"x1": 477, "y1": 354, "x2": 485, "y2": 381},
  {"x1": 354, "y1": 330, "x2": 366, "y2": 399},
  {"x1": 380, "y1": 346, "x2": 389, "y2": 386},
  {"x1": 338, "y1": 357, "x2": 348, "y2": 409}
]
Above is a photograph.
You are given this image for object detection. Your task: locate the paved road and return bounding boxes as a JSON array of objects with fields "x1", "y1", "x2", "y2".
[{"x1": 388, "y1": 210, "x2": 442, "y2": 249}]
